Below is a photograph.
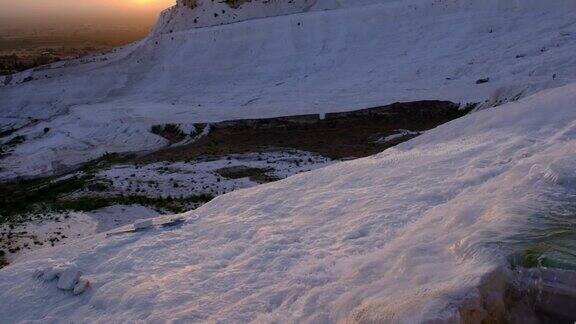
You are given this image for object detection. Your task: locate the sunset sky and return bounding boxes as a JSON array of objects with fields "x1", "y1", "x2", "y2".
[{"x1": 0, "y1": 0, "x2": 175, "y2": 21}]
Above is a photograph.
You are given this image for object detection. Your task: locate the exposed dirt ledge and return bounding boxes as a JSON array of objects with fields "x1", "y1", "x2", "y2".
[
  {"x1": 141, "y1": 100, "x2": 473, "y2": 163},
  {"x1": 461, "y1": 267, "x2": 576, "y2": 323}
]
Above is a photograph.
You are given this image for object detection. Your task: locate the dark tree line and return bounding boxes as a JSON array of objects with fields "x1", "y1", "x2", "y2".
[{"x1": 0, "y1": 54, "x2": 61, "y2": 75}]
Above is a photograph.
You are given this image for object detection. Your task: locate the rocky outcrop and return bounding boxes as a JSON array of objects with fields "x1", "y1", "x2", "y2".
[
  {"x1": 178, "y1": 0, "x2": 198, "y2": 9},
  {"x1": 512, "y1": 268, "x2": 576, "y2": 322},
  {"x1": 178, "y1": 0, "x2": 252, "y2": 9},
  {"x1": 154, "y1": 0, "x2": 339, "y2": 35}
]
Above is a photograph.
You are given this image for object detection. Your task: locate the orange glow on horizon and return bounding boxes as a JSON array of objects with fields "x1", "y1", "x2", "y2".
[
  {"x1": 130, "y1": 0, "x2": 175, "y2": 8},
  {"x1": 0, "y1": 0, "x2": 176, "y2": 20},
  {"x1": 132, "y1": 0, "x2": 165, "y2": 5}
]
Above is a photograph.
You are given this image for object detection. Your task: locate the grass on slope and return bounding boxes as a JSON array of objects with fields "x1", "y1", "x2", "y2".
[
  {"x1": 216, "y1": 166, "x2": 279, "y2": 184},
  {"x1": 0, "y1": 152, "x2": 214, "y2": 224}
]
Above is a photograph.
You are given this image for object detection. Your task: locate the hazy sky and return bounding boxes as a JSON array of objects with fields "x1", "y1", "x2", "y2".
[{"x1": 0, "y1": 0, "x2": 175, "y2": 22}]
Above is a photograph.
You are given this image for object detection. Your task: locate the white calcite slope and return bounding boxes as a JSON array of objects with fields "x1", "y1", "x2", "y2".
[
  {"x1": 1, "y1": 82, "x2": 575, "y2": 322},
  {"x1": 156, "y1": 0, "x2": 576, "y2": 34},
  {"x1": 1, "y1": 1, "x2": 576, "y2": 179}
]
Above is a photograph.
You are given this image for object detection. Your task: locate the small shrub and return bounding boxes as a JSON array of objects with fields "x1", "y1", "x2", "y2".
[
  {"x1": 150, "y1": 124, "x2": 185, "y2": 144},
  {"x1": 0, "y1": 253, "x2": 8, "y2": 268},
  {"x1": 5, "y1": 135, "x2": 26, "y2": 147},
  {"x1": 151, "y1": 125, "x2": 164, "y2": 135},
  {"x1": 87, "y1": 182, "x2": 109, "y2": 192}
]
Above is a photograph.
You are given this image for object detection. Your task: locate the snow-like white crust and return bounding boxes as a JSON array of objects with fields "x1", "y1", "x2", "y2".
[
  {"x1": 1, "y1": 1, "x2": 576, "y2": 179},
  {"x1": 1, "y1": 82, "x2": 576, "y2": 322}
]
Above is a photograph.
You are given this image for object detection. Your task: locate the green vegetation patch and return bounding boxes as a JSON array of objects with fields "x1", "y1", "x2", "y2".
[
  {"x1": 0, "y1": 171, "x2": 214, "y2": 224},
  {"x1": 1, "y1": 135, "x2": 26, "y2": 159},
  {"x1": 0, "y1": 128, "x2": 18, "y2": 139},
  {"x1": 0, "y1": 174, "x2": 93, "y2": 223},
  {"x1": 0, "y1": 151, "x2": 215, "y2": 224},
  {"x1": 55, "y1": 194, "x2": 214, "y2": 214},
  {"x1": 78, "y1": 152, "x2": 136, "y2": 174},
  {"x1": 508, "y1": 204, "x2": 576, "y2": 271},
  {"x1": 0, "y1": 250, "x2": 8, "y2": 268},
  {"x1": 4, "y1": 135, "x2": 25, "y2": 147},
  {"x1": 510, "y1": 239, "x2": 576, "y2": 271},
  {"x1": 216, "y1": 166, "x2": 279, "y2": 184}
]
